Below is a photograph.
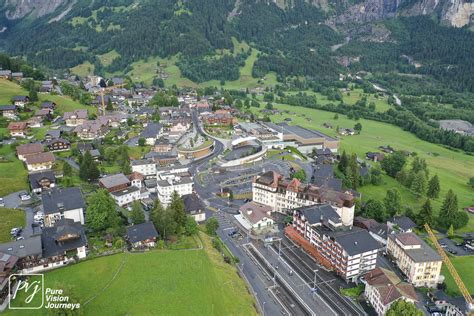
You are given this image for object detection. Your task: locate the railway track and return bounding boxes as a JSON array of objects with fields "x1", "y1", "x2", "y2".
[
  {"x1": 243, "y1": 243, "x2": 312, "y2": 316},
  {"x1": 273, "y1": 238, "x2": 366, "y2": 316}
]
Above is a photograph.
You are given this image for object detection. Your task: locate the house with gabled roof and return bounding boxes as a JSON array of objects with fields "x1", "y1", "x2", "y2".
[
  {"x1": 183, "y1": 193, "x2": 206, "y2": 222},
  {"x1": 12, "y1": 96, "x2": 29, "y2": 108},
  {"x1": 0, "y1": 105, "x2": 17, "y2": 119},
  {"x1": 363, "y1": 267, "x2": 418, "y2": 316},
  {"x1": 64, "y1": 110, "x2": 88, "y2": 127},
  {"x1": 25, "y1": 152, "x2": 55, "y2": 172},
  {"x1": 126, "y1": 222, "x2": 159, "y2": 249},
  {"x1": 16, "y1": 143, "x2": 44, "y2": 161},
  {"x1": 8, "y1": 121, "x2": 28, "y2": 138}
]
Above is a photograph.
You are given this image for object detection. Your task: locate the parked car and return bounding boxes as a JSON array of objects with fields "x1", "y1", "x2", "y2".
[
  {"x1": 10, "y1": 227, "x2": 22, "y2": 237},
  {"x1": 18, "y1": 192, "x2": 31, "y2": 201},
  {"x1": 0, "y1": 197, "x2": 4, "y2": 207},
  {"x1": 16, "y1": 236, "x2": 24, "y2": 241}
]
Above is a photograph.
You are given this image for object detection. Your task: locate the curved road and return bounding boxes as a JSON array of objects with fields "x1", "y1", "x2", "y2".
[{"x1": 189, "y1": 109, "x2": 225, "y2": 201}]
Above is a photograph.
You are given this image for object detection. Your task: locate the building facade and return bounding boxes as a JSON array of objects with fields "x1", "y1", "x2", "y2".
[
  {"x1": 386, "y1": 232, "x2": 442, "y2": 288},
  {"x1": 253, "y1": 171, "x2": 355, "y2": 226},
  {"x1": 291, "y1": 204, "x2": 380, "y2": 282}
]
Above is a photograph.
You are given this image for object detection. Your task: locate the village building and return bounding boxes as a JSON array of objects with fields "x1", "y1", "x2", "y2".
[
  {"x1": 235, "y1": 202, "x2": 275, "y2": 235},
  {"x1": 252, "y1": 171, "x2": 355, "y2": 226},
  {"x1": 140, "y1": 122, "x2": 163, "y2": 145},
  {"x1": 41, "y1": 219, "x2": 87, "y2": 261},
  {"x1": 0, "y1": 105, "x2": 17, "y2": 119},
  {"x1": 156, "y1": 173, "x2": 193, "y2": 206},
  {"x1": 74, "y1": 120, "x2": 108, "y2": 140},
  {"x1": 64, "y1": 110, "x2": 88, "y2": 127},
  {"x1": 29, "y1": 171, "x2": 56, "y2": 194},
  {"x1": 182, "y1": 193, "x2": 206, "y2": 222},
  {"x1": 131, "y1": 159, "x2": 157, "y2": 178},
  {"x1": 386, "y1": 232, "x2": 442, "y2": 288},
  {"x1": 7, "y1": 121, "x2": 28, "y2": 138},
  {"x1": 0, "y1": 70, "x2": 12, "y2": 79},
  {"x1": 387, "y1": 216, "x2": 417, "y2": 233},
  {"x1": 25, "y1": 152, "x2": 55, "y2": 172},
  {"x1": 46, "y1": 138, "x2": 71, "y2": 152},
  {"x1": 363, "y1": 267, "x2": 418, "y2": 316},
  {"x1": 42, "y1": 187, "x2": 86, "y2": 227},
  {"x1": 16, "y1": 143, "x2": 44, "y2": 161},
  {"x1": 290, "y1": 204, "x2": 380, "y2": 282},
  {"x1": 126, "y1": 222, "x2": 159, "y2": 249},
  {"x1": 12, "y1": 96, "x2": 29, "y2": 108}
]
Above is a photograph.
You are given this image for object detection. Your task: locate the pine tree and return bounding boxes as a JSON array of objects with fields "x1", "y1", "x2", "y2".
[
  {"x1": 419, "y1": 199, "x2": 434, "y2": 226},
  {"x1": 130, "y1": 201, "x2": 145, "y2": 225},
  {"x1": 384, "y1": 189, "x2": 402, "y2": 217},
  {"x1": 410, "y1": 171, "x2": 427, "y2": 196},
  {"x1": 427, "y1": 175, "x2": 440, "y2": 198},
  {"x1": 63, "y1": 161, "x2": 72, "y2": 177},
  {"x1": 348, "y1": 154, "x2": 360, "y2": 189},
  {"x1": 29, "y1": 88, "x2": 38, "y2": 102},
  {"x1": 447, "y1": 224, "x2": 455, "y2": 238},
  {"x1": 338, "y1": 150, "x2": 349, "y2": 173},
  {"x1": 170, "y1": 191, "x2": 186, "y2": 231},
  {"x1": 439, "y1": 189, "x2": 458, "y2": 228}
]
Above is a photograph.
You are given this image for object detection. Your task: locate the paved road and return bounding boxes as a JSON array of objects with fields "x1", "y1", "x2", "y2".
[
  {"x1": 214, "y1": 211, "x2": 289, "y2": 316},
  {"x1": 60, "y1": 157, "x2": 80, "y2": 170},
  {"x1": 2, "y1": 191, "x2": 42, "y2": 238}
]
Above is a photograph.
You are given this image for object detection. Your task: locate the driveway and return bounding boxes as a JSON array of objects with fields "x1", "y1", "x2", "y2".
[{"x1": 2, "y1": 191, "x2": 42, "y2": 238}]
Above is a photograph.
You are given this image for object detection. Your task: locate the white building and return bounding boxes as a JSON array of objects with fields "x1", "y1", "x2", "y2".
[
  {"x1": 292, "y1": 204, "x2": 380, "y2": 282},
  {"x1": 253, "y1": 171, "x2": 355, "y2": 226},
  {"x1": 235, "y1": 202, "x2": 275, "y2": 234},
  {"x1": 131, "y1": 159, "x2": 157, "y2": 178},
  {"x1": 386, "y1": 232, "x2": 442, "y2": 288},
  {"x1": 156, "y1": 173, "x2": 193, "y2": 206},
  {"x1": 363, "y1": 267, "x2": 418, "y2": 316},
  {"x1": 111, "y1": 186, "x2": 141, "y2": 207}
]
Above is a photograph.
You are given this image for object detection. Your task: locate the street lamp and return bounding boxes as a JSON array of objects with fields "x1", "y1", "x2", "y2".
[{"x1": 263, "y1": 301, "x2": 266, "y2": 316}]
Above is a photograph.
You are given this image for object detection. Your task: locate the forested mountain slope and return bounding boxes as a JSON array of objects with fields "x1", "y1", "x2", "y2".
[{"x1": 0, "y1": 0, "x2": 473, "y2": 91}]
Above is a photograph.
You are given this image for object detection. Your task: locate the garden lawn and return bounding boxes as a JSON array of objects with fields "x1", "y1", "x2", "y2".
[
  {"x1": 0, "y1": 208, "x2": 25, "y2": 243},
  {"x1": 442, "y1": 255, "x2": 474, "y2": 296},
  {"x1": 8, "y1": 234, "x2": 257, "y2": 315},
  {"x1": 0, "y1": 145, "x2": 28, "y2": 196},
  {"x1": 254, "y1": 103, "x2": 474, "y2": 232},
  {"x1": 0, "y1": 79, "x2": 25, "y2": 104}
]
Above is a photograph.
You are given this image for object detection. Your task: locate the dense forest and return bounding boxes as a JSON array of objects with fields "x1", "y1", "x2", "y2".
[{"x1": 1, "y1": 0, "x2": 473, "y2": 93}]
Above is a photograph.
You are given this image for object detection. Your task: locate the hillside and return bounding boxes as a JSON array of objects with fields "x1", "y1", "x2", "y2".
[{"x1": 0, "y1": 0, "x2": 472, "y2": 92}]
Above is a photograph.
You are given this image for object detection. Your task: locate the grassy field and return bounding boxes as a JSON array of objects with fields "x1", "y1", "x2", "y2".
[
  {"x1": 0, "y1": 79, "x2": 97, "y2": 115},
  {"x1": 0, "y1": 79, "x2": 25, "y2": 103},
  {"x1": 0, "y1": 145, "x2": 28, "y2": 197},
  {"x1": 98, "y1": 50, "x2": 120, "y2": 67},
  {"x1": 70, "y1": 61, "x2": 95, "y2": 77},
  {"x1": 253, "y1": 103, "x2": 474, "y2": 232},
  {"x1": 8, "y1": 233, "x2": 257, "y2": 315},
  {"x1": 124, "y1": 39, "x2": 277, "y2": 89},
  {"x1": 442, "y1": 255, "x2": 474, "y2": 296},
  {"x1": 0, "y1": 208, "x2": 25, "y2": 243},
  {"x1": 285, "y1": 88, "x2": 391, "y2": 113}
]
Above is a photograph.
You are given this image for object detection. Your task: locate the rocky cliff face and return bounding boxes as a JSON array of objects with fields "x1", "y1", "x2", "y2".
[
  {"x1": 3, "y1": 0, "x2": 67, "y2": 20},
  {"x1": 2, "y1": 0, "x2": 472, "y2": 27},
  {"x1": 333, "y1": 0, "x2": 473, "y2": 27}
]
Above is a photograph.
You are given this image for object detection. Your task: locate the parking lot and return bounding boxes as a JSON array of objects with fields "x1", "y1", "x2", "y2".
[{"x1": 439, "y1": 237, "x2": 474, "y2": 256}]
